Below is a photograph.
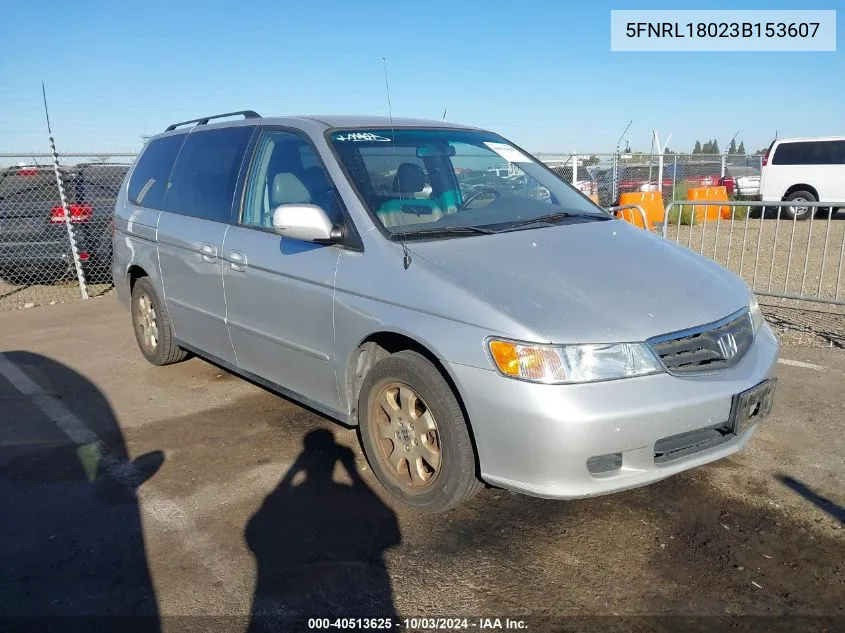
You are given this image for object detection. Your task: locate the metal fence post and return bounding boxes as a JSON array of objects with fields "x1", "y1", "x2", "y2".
[
  {"x1": 612, "y1": 152, "x2": 618, "y2": 205},
  {"x1": 672, "y1": 153, "x2": 678, "y2": 201},
  {"x1": 48, "y1": 144, "x2": 88, "y2": 300},
  {"x1": 720, "y1": 154, "x2": 726, "y2": 179},
  {"x1": 657, "y1": 150, "x2": 665, "y2": 195}
]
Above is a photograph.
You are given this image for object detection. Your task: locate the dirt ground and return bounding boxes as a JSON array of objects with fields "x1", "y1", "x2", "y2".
[{"x1": 0, "y1": 297, "x2": 842, "y2": 632}]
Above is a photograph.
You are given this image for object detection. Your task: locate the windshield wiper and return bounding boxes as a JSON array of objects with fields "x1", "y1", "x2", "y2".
[
  {"x1": 503, "y1": 210, "x2": 609, "y2": 230},
  {"x1": 393, "y1": 225, "x2": 497, "y2": 239}
]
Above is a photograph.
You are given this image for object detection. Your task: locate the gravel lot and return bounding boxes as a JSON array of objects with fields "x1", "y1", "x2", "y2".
[
  {"x1": 664, "y1": 214, "x2": 845, "y2": 302},
  {"x1": 0, "y1": 278, "x2": 113, "y2": 311},
  {"x1": 0, "y1": 297, "x2": 843, "y2": 632}
]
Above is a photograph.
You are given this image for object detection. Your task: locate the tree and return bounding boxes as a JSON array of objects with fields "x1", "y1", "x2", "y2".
[
  {"x1": 728, "y1": 139, "x2": 737, "y2": 154},
  {"x1": 693, "y1": 140, "x2": 702, "y2": 154},
  {"x1": 711, "y1": 139, "x2": 720, "y2": 154},
  {"x1": 738, "y1": 141, "x2": 746, "y2": 155}
]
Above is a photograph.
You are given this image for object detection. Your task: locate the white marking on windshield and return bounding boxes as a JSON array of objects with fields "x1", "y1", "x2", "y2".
[
  {"x1": 334, "y1": 132, "x2": 392, "y2": 142},
  {"x1": 484, "y1": 141, "x2": 532, "y2": 163}
]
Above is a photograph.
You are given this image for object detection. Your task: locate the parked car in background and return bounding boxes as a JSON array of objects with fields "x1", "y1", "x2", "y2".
[
  {"x1": 760, "y1": 136, "x2": 845, "y2": 220},
  {"x1": 114, "y1": 111, "x2": 778, "y2": 513},
  {"x1": 0, "y1": 163, "x2": 128, "y2": 284},
  {"x1": 596, "y1": 166, "x2": 673, "y2": 206},
  {"x1": 720, "y1": 166, "x2": 760, "y2": 199},
  {"x1": 550, "y1": 165, "x2": 596, "y2": 199}
]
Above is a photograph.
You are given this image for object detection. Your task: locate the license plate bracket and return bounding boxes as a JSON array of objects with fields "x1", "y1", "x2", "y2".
[{"x1": 730, "y1": 378, "x2": 777, "y2": 434}]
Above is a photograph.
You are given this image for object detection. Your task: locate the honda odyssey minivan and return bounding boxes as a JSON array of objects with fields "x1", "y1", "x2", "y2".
[{"x1": 113, "y1": 112, "x2": 779, "y2": 512}]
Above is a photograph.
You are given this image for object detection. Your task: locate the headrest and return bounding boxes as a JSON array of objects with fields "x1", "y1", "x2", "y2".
[
  {"x1": 392, "y1": 163, "x2": 426, "y2": 194},
  {"x1": 271, "y1": 172, "x2": 311, "y2": 207}
]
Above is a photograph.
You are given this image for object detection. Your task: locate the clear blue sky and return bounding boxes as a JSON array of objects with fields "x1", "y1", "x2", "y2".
[{"x1": 1, "y1": 0, "x2": 841, "y2": 154}]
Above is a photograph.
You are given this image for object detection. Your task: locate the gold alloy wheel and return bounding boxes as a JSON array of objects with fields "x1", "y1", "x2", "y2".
[
  {"x1": 370, "y1": 382, "x2": 442, "y2": 490},
  {"x1": 136, "y1": 292, "x2": 159, "y2": 351}
]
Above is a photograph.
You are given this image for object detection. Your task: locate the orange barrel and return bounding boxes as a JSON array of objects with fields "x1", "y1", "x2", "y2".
[
  {"x1": 616, "y1": 192, "x2": 665, "y2": 229},
  {"x1": 689, "y1": 186, "x2": 731, "y2": 222}
]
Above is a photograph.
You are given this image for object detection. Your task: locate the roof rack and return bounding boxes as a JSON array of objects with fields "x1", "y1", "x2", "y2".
[{"x1": 165, "y1": 110, "x2": 261, "y2": 132}]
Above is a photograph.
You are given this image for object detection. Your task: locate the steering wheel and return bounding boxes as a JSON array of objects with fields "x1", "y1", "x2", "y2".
[{"x1": 459, "y1": 186, "x2": 502, "y2": 211}]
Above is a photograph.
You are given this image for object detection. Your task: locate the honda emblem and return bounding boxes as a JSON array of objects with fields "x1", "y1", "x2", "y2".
[{"x1": 717, "y1": 332, "x2": 738, "y2": 359}]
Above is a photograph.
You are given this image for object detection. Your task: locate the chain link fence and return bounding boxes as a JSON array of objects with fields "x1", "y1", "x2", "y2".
[
  {"x1": 0, "y1": 148, "x2": 828, "y2": 320},
  {"x1": 0, "y1": 153, "x2": 135, "y2": 310},
  {"x1": 535, "y1": 152, "x2": 763, "y2": 207}
]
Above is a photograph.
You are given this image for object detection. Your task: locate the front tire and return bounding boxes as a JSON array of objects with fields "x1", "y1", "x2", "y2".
[
  {"x1": 782, "y1": 190, "x2": 816, "y2": 221},
  {"x1": 131, "y1": 277, "x2": 187, "y2": 366},
  {"x1": 357, "y1": 350, "x2": 482, "y2": 512}
]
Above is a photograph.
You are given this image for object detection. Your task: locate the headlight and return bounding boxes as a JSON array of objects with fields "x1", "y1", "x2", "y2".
[
  {"x1": 487, "y1": 339, "x2": 663, "y2": 384},
  {"x1": 749, "y1": 294, "x2": 764, "y2": 333}
]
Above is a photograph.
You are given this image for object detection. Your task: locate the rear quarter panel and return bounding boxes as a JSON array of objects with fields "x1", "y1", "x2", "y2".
[{"x1": 113, "y1": 191, "x2": 162, "y2": 308}]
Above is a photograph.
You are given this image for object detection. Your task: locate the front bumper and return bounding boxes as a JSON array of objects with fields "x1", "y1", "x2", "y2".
[{"x1": 448, "y1": 323, "x2": 779, "y2": 499}]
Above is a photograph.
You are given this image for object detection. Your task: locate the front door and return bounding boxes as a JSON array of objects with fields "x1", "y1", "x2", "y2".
[{"x1": 222, "y1": 129, "x2": 342, "y2": 413}]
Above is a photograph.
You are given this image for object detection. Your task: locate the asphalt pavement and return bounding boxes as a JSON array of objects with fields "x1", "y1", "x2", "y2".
[{"x1": 1, "y1": 297, "x2": 843, "y2": 632}]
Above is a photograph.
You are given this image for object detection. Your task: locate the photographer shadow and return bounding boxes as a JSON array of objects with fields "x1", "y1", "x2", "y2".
[
  {"x1": 0, "y1": 351, "x2": 161, "y2": 630},
  {"x1": 246, "y1": 429, "x2": 401, "y2": 632}
]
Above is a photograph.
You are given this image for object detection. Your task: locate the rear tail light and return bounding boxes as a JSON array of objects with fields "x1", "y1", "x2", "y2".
[
  {"x1": 762, "y1": 151, "x2": 769, "y2": 166},
  {"x1": 16, "y1": 168, "x2": 39, "y2": 176},
  {"x1": 78, "y1": 252, "x2": 90, "y2": 262},
  {"x1": 50, "y1": 204, "x2": 93, "y2": 224}
]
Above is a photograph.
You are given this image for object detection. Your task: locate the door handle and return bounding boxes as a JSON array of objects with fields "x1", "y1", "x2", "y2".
[
  {"x1": 200, "y1": 243, "x2": 217, "y2": 263},
  {"x1": 228, "y1": 250, "x2": 248, "y2": 272}
]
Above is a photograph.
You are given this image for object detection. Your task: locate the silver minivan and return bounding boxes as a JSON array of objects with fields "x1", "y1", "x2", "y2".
[{"x1": 113, "y1": 112, "x2": 779, "y2": 512}]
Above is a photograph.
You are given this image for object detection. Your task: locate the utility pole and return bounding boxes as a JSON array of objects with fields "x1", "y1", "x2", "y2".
[{"x1": 653, "y1": 130, "x2": 672, "y2": 193}]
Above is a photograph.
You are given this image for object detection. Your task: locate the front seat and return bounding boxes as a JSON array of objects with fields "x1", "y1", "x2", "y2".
[
  {"x1": 378, "y1": 163, "x2": 442, "y2": 228},
  {"x1": 392, "y1": 162, "x2": 427, "y2": 196},
  {"x1": 261, "y1": 172, "x2": 312, "y2": 228},
  {"x1": 271, "y1": 172, "x2": 311, "y2": 206}
]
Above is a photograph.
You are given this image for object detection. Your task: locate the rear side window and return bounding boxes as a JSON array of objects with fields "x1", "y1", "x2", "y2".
[
  {"x1": 128, "y1": 134, "x2": 186, "y2": 209},
  {"x1": 772, "y1": 140, "x2": 845, "y2": 166},
  {"x1": 163, "y1": 126, "x2": 254, "y2": 223}
]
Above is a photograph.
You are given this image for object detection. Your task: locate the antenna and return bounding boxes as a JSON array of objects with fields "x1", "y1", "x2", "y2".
[
  {"x1": 615, "y1": 119, "x2": 633, "y2": 152},
  {"x1": 725, "y1": 129, "x2": 741, "y2": 154},
  {"x1": 382, "y1": 57, "x2": 411, "y2": 269},
  {"x1": 442, "y1": 107, "x2": 447, "y2": 121},
  {"x1": 42, "y1": 82, "x2": 54, "y2": 135}
]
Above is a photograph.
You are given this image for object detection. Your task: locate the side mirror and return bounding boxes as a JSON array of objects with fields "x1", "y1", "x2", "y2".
[{"x1": 272, "y1": 204, "x2": 341, "y2": 243}]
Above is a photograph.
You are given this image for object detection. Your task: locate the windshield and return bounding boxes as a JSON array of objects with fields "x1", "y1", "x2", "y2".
[{"x1": 329, "y1": 128, "x2": 608, "y2": 238}]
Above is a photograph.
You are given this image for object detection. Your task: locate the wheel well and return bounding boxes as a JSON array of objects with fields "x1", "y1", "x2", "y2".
[
  {"x1": 127, "y1": 265, "x2": 148, "y2": 291},
  {"x1": 783, "y1": 184, "x2": 819, "y2": 201},
  {"x1": 347, "y1": 331, "x2": 481, "y2": 475}
]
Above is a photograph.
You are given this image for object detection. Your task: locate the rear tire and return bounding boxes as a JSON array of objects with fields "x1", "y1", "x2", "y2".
[
  {"x1": 782, "y1": 190, "x2": 816, "y2": 221},
  {"x1": 131, "y1": 277, "x2": 187, "y2": 366},
  {"x1": 357, "y1": 350, "x2": 482, "y2": 512}
]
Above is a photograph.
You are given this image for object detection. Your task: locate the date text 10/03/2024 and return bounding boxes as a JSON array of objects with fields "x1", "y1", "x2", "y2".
[
  {"x1": 625, "y1": 22, "x2": 820, "y2": 39},
  {"x1": 307, "y1": 618, "x2": 528, "y2": 630}
]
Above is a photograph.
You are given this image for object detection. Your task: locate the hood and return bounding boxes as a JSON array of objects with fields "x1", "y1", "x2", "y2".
[{"x1": 408, "y1": 219, "x2": 749, "y2": 344}]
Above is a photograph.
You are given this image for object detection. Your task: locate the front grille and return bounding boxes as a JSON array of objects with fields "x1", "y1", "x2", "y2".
[{"x1": 648, "y1": 309, "x2": 753, "y2": 374}]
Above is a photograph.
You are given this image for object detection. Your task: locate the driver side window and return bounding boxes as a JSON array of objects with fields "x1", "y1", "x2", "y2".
[{"x1": 242, "y1": 130, "x2": 340, "y2": 229}]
